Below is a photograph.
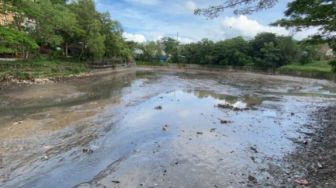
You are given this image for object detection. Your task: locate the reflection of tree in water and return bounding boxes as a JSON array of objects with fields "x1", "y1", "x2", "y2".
[{"x1": 191, "y1": 90, "x2": 263, "y2": 107}]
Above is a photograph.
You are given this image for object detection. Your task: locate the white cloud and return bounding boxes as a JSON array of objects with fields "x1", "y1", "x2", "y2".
[
  {"x1": 222, "y1": 15, "x2": 289, "y2": 37},
  {"x1": 221, "y1": 15, "x2": 320, "y2": 40},
  {"x1": 123, "y1": 32, "x2": 147, "y2": 43},
  {"x1": 185, "y1": 1, "x2": 197, "y2": 12}
]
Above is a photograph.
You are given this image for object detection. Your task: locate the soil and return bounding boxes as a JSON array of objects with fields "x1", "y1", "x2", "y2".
[{"x1": 0, "y1": 68, "x2": 335, "y2": 188}]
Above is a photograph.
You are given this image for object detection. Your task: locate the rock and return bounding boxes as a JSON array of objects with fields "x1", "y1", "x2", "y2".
[
  {"x1": 217, "y1": 104, "x2": 233, "y2": 109},
  {"x1": 248, "y1": 175, "x2": 257, "y2": 183},
  {"x1": 219, "y1": 119, "x2": 232, "y2": 124},
  {"x1": 294, "y1": 179, "x2": 309, "y2": 186},
  {"x1": 82, "y1": 148, "x2": 93, "y2": 154},
  {"x1": 154, "y1": 106, "x2": 162, "y2": 110},
  {"x1": 162, "y1": 124, "x2": 169, "y2": 131},
  {"x1": 13, "y1": 121, "x2": 23, "y2": 126},
  {"x1": 250, "y1": 146, "x2": 258, "y2": 153},
  {"x1": 217, "y1": 103, "x2": 249, "y2": 111}
]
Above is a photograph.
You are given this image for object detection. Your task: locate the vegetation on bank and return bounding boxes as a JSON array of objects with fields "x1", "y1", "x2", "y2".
[
  {"x1": 278, "y1": 61, "x2": 335, "y2": 79},
  {"x1": 0, "y1": 0, "x2": 131, "y2": 60},
  {"x1": 0, "y1": 59, "x2": 88, "y2": 81},
  {"x1": 136, "y1": 61, "x2": 167, "y2": 66},
  {"x1": 133, "y1": 32, "x2": 335, "y2": 72}
]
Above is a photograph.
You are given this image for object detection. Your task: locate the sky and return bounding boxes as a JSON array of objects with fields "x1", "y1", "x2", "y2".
[{"x1": 95, "y1": 0, "x2": 317, "y2": 43}]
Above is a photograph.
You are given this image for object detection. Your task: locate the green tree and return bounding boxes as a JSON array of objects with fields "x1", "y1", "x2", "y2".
[
  {"x1": 0, "y1": 27, "x2": 38, "y2": 58},
  {"x1": 194, "y1": 0, "x2": 277, "y2": 18},
  {"x1": 70, "y1": 0, "x2": 105, "y2": 59}
]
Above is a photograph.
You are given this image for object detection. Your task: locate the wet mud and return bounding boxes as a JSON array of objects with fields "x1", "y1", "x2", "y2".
[{"x1": 0, "y1": 69, "x2": 335, "y2": 188}]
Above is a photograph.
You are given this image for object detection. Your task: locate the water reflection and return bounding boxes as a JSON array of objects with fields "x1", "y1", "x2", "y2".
[{"x1": 1, "y1": 70, "x2": 336, "y2": 188}]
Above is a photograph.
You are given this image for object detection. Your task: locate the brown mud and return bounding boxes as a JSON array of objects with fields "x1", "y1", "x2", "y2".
[{"x1": 0, "y1": 68, "x2": 335, "y2": 188}]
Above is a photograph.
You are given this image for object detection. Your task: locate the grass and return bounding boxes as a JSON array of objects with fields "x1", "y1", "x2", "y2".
[
  {"x1": 0, "y1": 59, "x2": 89, "y2": 81},
  {"x1": 278, "y1": 61, "x2": 335, "y2": 79},
  {"x1": 136, "y1": 61, "x2": 168, "y2": 66}
]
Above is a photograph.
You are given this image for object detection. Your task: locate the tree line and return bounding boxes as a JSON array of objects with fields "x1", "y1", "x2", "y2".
[
  {"x1": 0, "y1": 0, "x2": 131, "y2": 61},
  {"x1": 132, "y1": 33, "x2": 329, "y2": 69}
]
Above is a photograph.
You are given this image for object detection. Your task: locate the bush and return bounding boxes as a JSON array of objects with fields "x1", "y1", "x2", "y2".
[{"x1": 330, "y1": 60, "x2": 336, "y2": 72}]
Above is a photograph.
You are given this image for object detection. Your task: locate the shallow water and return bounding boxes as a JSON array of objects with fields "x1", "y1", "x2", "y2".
[{"x1": 0, "y1": 69, "x2": 335, "y2": 187}]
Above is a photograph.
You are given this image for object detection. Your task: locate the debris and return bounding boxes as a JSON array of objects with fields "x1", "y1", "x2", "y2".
[
  {"x1": 248, "y1": 175, "x2": 257, "y2": 183},
  {"x1": 13, "y1": 121, "x2": 23, "y2": 126},
  {"x1": 294, "y1": 179, "x2": 309, "y2": 186},
  {"x1": 217, "y1": 103, "x2": 249, "y2": 111},
  {"x1": 250, "y1": 146, "x2": 258, "y2": 153},
  {"x1": 162, "y1": 124, "x2": 168, "y2": 131},
  {"x1": 219, "y1": 119, "x2": 232, "y2": 124},
  {"x1": 217, "y1": 104, "x2": 233, "y2": 109},
  {"x1": 82, "y1": 148, "x2": 93, "y2": 154},
  {"x1": 154, "y1": 106, "x2": 162, "y2": 110},
  {"x1": 42, "y1": 155, "x2": 49, "y2": 160}
]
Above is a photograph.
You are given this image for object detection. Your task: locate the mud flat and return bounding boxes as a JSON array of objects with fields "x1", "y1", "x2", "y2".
[{"x1": 0, "y1": 69, "x2": 335, "y2": 188}]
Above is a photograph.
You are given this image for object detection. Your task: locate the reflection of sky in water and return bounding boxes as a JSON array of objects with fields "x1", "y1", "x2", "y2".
[{"x1": 2, "y1": 71, "x2": 336, "y2": 188}]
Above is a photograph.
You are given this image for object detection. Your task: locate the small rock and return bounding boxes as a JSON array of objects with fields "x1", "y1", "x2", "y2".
[
  {"x1": 317, "y1": 162, "x2": 323, "y2": 169},
  {"x1": 210, "y1": 128, "x2": 216, "y2": 132},
  {"x1": 250, "y1": 146, "x2": 258, "y2": 153},
  {"x1": 248, "y1": 175, "x2": 257, "y2": 183},
  {"x1": 82, "y1": 148, "x2": 93, "y2": 154},
  {"x1": 197, "y1": 132, "x2": 203, "y2": 135},
  {"x1": 13, "y1": 121, "x2": 23, "y2": 126},
  {"x1": 154, "y1": 106, "x2": 162, "y2": 110},
  {"x1": 162, "y1": 127, "x2": 167, "y2": 131},
  {"x1": 43, "y1": 155, "x2": 49, "y2": 160},
  {"x1": 294, "y1": 179, "x2": 309, "y2": 186},
  {"x1": 219, "y1": 119, "x2": 232, "y2": 124},
  {"x1": 291, "y1": 112, "x2": 295, "y2": 116},
  {"x1": 112, "y1": 181, "x2": 120, "y2": 184}
]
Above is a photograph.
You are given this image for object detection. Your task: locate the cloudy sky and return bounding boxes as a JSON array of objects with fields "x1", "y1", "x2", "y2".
[{"x1": 95, "y1": 0, "x2": 316, "y2": 43}]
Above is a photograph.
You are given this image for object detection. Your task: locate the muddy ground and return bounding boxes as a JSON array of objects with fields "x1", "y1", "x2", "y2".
[{"x1": 0, "y1": 68, "x2": 336, "y2": 188}]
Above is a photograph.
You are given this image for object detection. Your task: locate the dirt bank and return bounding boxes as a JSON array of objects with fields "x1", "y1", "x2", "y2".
[{"x1": 284, "y1": 106, "x2": 336, "y2": 187}]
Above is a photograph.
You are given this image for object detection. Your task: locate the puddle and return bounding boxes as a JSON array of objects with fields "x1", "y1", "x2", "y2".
[{"x1": 0, "y1": 69, "x2": 335, "y2": 187}]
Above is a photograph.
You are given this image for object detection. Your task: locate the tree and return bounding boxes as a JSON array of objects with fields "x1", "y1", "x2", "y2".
[
  {"x1": 99, "y1": 12, "x2": 130, "y2": 59},
  {"x1": 161, "y1": 37, "x2": 180, "y2": 62},
  {"x1": 194, "y1": 0, "x2": 277, "y2": 18},
  {"x1": 0, "y1": 27, "x2": 38, "y2": 59},
  {"x1": 250, "y1": 33, "x2": 298, "y2": 67},
  {"x1": 272, "y1": 0, "x2": 336, "y2": 71},
  {"x1": 70, "y1": 0, "x2": 105, "y2": 59}
]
